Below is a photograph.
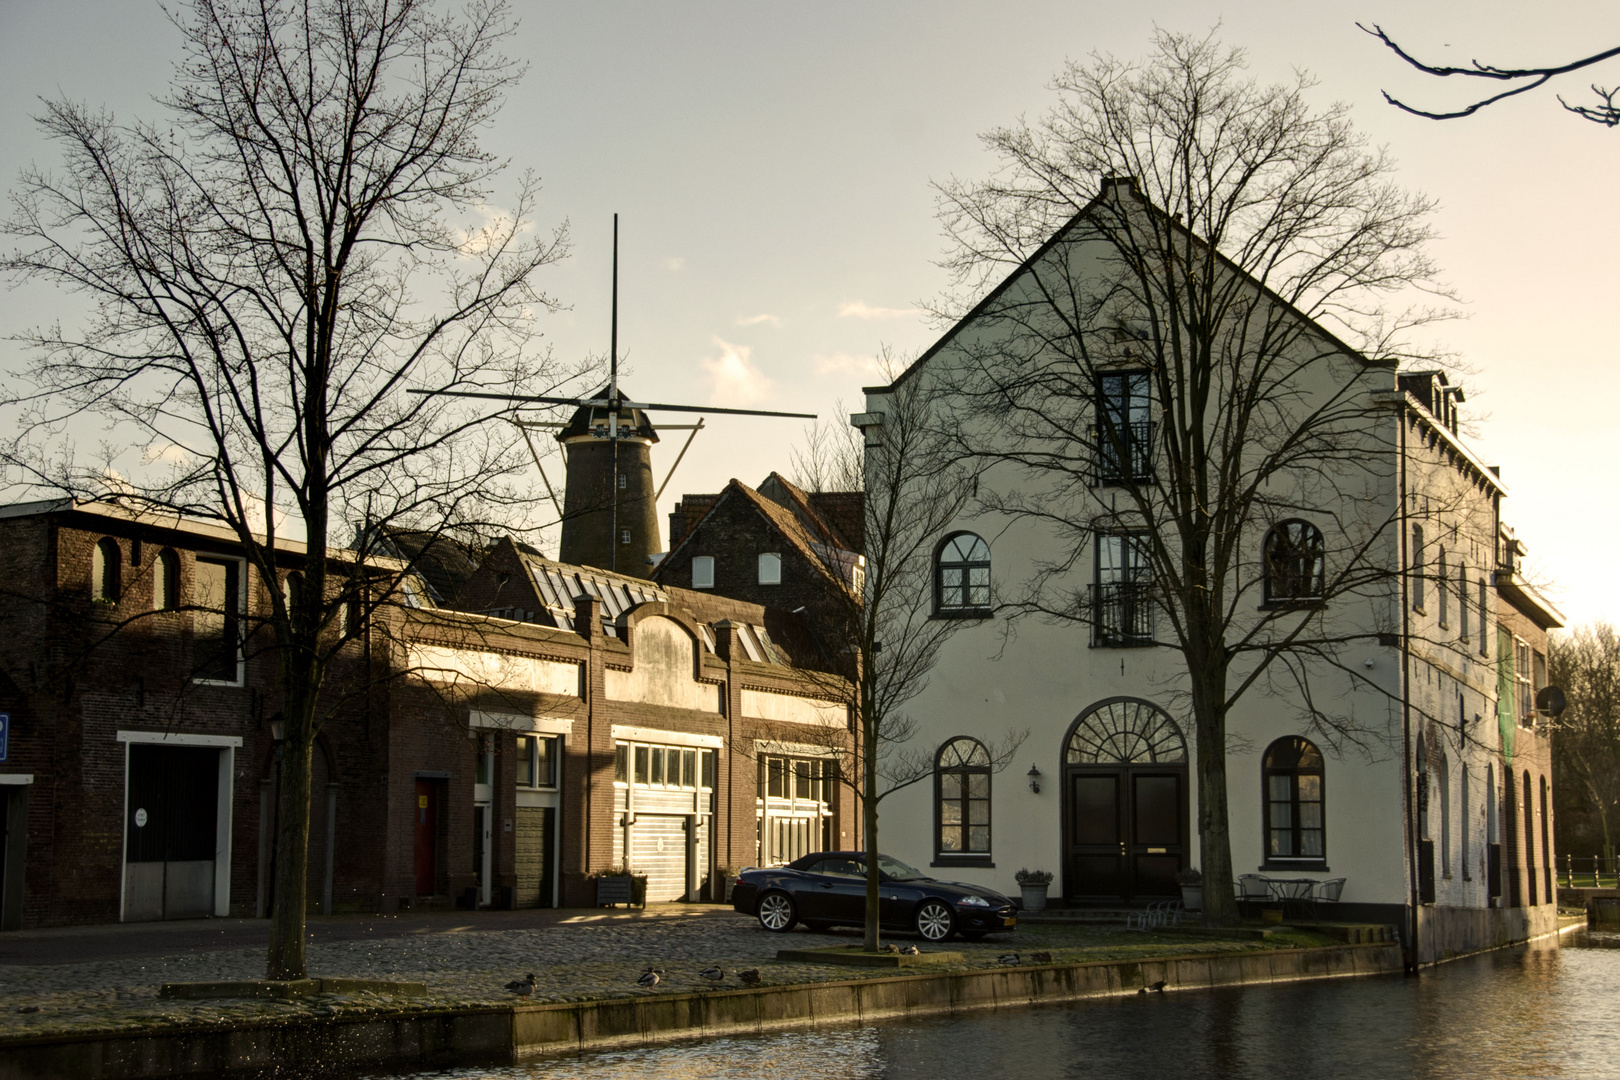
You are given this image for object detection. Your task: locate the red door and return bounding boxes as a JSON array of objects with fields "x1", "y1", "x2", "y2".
[{"x1": 414, "y1": 780, "x2": 437, "y2": 896}]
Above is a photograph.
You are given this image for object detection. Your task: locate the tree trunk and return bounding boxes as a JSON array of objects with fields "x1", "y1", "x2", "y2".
[
  {"x1": 1190, "y1": 663, "x2": 1237, "y2": 927},
  {"x1": 862, "y1": 713, "x2": 882, "y2": 952},
  {"x1": 266, "y1": 696, "x2": 316, "y2": 980}
]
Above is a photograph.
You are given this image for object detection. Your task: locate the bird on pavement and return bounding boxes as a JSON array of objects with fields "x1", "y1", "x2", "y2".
[
  {"x1": 699, "y1": 965, "x2": 724, "y2": 984},
  {"x1": 881, "y1": 943, "x2": 900, "y2": 954},
  {"x1": 899, "y1": 945, "x2": 919, "y2": 955},
  {"x1": 637, "y1": 969, "x2": 661, "y2": 989},
  {"x1": 1030, "y1": 951, "x2": 1053, "y2": 964},
  {"x1": 1138, "y1": 979, "x2": 1168, "y2": 994},
  {"x1": 997, "y1": 953, "x2": 1021, "y2": 966},
  {"x1": 738, "y1": 969, "x2": 762, "y2": 987},
  {"x1": 503, "y1": 973, "x2": 536, "y2": 996}
]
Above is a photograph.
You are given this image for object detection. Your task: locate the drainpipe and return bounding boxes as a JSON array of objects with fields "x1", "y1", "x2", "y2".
[{"x1": 1398, "y1": 408, "x2": 1419, "y2": 971}]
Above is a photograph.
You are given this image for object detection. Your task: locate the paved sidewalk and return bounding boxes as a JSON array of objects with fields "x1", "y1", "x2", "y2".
[{"x1": 0, "y1": 907, "x2": 1332, "y2": 1042}]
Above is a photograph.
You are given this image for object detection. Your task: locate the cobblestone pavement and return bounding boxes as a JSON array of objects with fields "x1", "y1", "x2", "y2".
[{"x1": 0, "y1": 906, "x2": 1331, "y2": 1041}]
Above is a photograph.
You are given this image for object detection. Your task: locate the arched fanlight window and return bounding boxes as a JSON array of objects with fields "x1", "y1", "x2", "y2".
[
  {"x1": 935, "y1": 737, "x2": 991, "y2": 856},
  {"x1": 92, "y1": 537, "x2": 122, "y2": 602},
  {"x1": 1262, "y1": 520, "x2": 1325, "y2": 604},
  {"x1": 1263, "y1": 736, "x2": 1325, "y2": 864},
  {"x1": 1065, "y1": 698, "x2": 1186, "y2": 764},
  {"x1": 935, "y1": 533, "x2": 991, "y2": 614}
]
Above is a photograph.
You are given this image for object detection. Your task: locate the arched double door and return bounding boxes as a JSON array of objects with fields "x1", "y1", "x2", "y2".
[{"x1": 1063, "y1": 698, "x2": 1188, "y2": 904}]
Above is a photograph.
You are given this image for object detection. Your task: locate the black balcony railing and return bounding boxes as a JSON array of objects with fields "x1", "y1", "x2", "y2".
[
  {"x1": 1091, "y1": 581, "x2": 1155, "y2": 647},
  {"x1": 1092, "y1": 421, "x2": 1156, "y2": 486}
]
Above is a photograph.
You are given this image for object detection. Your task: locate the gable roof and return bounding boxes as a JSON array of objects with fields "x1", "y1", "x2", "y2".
[
  {"x1": 874, "y1": 176, "x2": 1387, "y2": 394},
  {"x1": 657, "y1": 477, "x2": 858, "y2": 597}
]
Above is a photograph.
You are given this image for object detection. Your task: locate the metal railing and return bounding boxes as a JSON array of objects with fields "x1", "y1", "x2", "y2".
[
  {"x1": 1092, "y1": 421, "x2": 1156, "y2": 486},
  {"x1": 1560, "y1": 854, "x2": 1620, "y2": 889},
  {"x1": 1091, "y1": 581, "x2": 1155, "y2": 647}
]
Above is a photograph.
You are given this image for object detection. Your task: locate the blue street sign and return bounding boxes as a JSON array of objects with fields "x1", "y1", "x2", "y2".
[{"x1": 0, "y1": 713, "x2": 8, "y2": 762}]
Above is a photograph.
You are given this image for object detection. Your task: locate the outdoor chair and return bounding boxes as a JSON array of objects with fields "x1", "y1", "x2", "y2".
[
  {"x1": 1311, "y1": 877, "x2": 1346, "y2": 922},
  {"x1": 1236, "y1": 873, "x2": 1270, "y2": 915}
]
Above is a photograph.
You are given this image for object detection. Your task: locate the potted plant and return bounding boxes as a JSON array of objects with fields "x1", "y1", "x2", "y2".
[
  {"x1": 596, "y1": 864, "x2": 648, "y2": 908},
  {"x1": 1177, "y1": 867, "x2": 1203, "y2": 912},
  {"x1": 714, "y1": 865, "x2": 741, "y2": 904},
  {"x1": 1015, "y1": 868, "x2": 1053, "y2": 912}
]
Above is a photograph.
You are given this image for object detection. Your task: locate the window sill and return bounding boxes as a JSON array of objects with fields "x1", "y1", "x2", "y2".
[
  {"x1": 932, "y1": 608, "x2": 993, "y2": 621},
  {"x1": 1259, "y1": 862, "x2": 1329, "y2": 873},
  {"x1": 1258, "y1": 600, "x2": 1326, "y2": 612},
  {"x1": 932, "y1": 857, "x2": 995, "y2": 869}
]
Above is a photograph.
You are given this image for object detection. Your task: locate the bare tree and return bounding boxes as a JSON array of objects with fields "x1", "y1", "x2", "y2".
[
  {"x1": 790, "y1": 399, "x2": 865, "y2": 495},
  {"x1": 928, "y1": 30, "x2": 1451, "y2": 924},
  {"x1": 1551, "y1": 623, "x2": 1620, "y2": 863},
  {"x1": 1360, "y1": 24, "x2": 1620, "y2": 127},
  {"x1": 1, "y1": 0, "x2": 582, "y2": 978},
  {"x1": 784, "y1": 355, "x2": 1023, "y2": 950}
]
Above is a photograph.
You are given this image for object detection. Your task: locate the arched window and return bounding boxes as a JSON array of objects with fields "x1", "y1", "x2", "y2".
[
  {"x1": 1263, "y1": 520, "x2": 1325, "y2": 604},
  {"x1": 1540, "y1": 776, "x2": 1552, "y2": 904},
  {"x1": 1458, "y1": 562, "x2": 1470, "y2": 641},
  {"x1": 92, "y1": 538, "x2": 121, "y2": 602},
  {"x1": 1438, "y1": 753, "x2": 1451, "y2": 877},
  {"x1": 1411, "y1": 525, "x2": 1426, "y2": 610},
  {"x1": 1523, "y1": 771, "x2": 1537, "y2": 906},
  {"x1": 936, "y1": 533, "x2": 991, "y2": 614},
  {"x1": 1437, "y1": 548, "x2": 1449, "y2": 626},
  {"x1": 153, "y1": 549, "x2": 179, "y2": 610},
  {"x1": 935, "y1": 737, "x2": 991, "y2": 857},
  {"x1": 1263, "y1": 737, "x2": 1325, "y2": 865},
  {"x1": 1460, "y1": 763, "x2": 1471, "y2": 880}
]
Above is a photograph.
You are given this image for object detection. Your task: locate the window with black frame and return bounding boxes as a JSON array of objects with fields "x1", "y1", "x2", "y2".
[
  {"x1": 1262, "y1": 520, "x2": 1326, "y2": 605},
  {"x1": 1093, "y1": 532, "x2": 1153, "y2": 646},
  {"x1": 1095, "y1": 370, "x2": 1153, "y2": 484},
  {"x1": 935, "y1": 532, "x2": 991, "y2": 615},
  {"x1": 1263, "y1": 736, "x2": 1325, "y2": 867},
  {"x1": 936, "y1": 737, "x2": 991, "y2": 857}
]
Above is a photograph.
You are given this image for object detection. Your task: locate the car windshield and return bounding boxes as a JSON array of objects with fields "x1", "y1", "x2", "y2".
[{"x1": 875, "y1": 855, "x2": 928, "y2": 881}]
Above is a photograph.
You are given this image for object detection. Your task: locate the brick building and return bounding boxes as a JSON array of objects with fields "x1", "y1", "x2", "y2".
[{"x1": 0, "y1": 498, "x2": 853, "y2": 926}]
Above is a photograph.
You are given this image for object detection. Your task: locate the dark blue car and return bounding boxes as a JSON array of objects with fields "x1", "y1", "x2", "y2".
[{"x1": 731, "y1": 851, "x2": 1018, "y2": 942}]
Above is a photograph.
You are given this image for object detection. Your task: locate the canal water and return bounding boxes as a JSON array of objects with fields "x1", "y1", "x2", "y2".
[{"x1": 377, "y1": 931, "x2": 1620, "y2": 1080}]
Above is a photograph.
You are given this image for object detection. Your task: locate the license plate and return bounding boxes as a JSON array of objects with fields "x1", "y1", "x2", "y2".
[{"x1": 1006, "y1": 916, "x2": 1016, "y2": 926}]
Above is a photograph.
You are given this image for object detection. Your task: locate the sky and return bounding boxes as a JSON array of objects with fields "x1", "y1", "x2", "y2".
[{"x1": 0, "y1": 1, "x2": 1616, "y2": 626}]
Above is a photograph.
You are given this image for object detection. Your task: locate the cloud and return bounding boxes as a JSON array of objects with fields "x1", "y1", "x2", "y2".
[
  {"x1": 838, "y1": 300, "x2": 917, "y2": 320},
  {"x1": 812, "y1": 352, "x2": 886, "y2": 379},
  {"x1": 453, "y1": 204, "x2": 531, "y2": 259},
  {"x1": 664, "y1": 256, "x2": 686, "y2": 272},
  {"x1": 701, "y1": 336, "x2": 773, "y2": 407},
  {"x1": 142, "y1": 442, "x2": 193, "y2": 466},
  {"x1": 735, "y1": 313, "x2": 781, "y2": 327}
]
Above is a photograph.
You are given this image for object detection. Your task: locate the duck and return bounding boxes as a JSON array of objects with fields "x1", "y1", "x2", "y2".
[
  {"x1": 738, "y1": 969, "x2": 763, "y2": 987},
  {"x1": 881, "y1": 943, "x2": 900, "y2": 954},
  {"x1": 503, "y1": 973, "x2": 537, "y2": 996},
  {"x1": 698, "y1": 965, "x2": 724, "y2": 983},
  {"x1": 899, "y1": 945, "x2": 919, "y2": 956},
  {"x1": 1137, "y1": 979, "x2": 1168, "y2": 994},
  {"x1": 637, "y1": 969, "x2": 660, "y2": 989},
  {"x1": 997, "y1": 953, "x2": 1021, "y2": 966},
  {"x1": 1030, "y1": 951, "x2": 1053, "y2": 964}
]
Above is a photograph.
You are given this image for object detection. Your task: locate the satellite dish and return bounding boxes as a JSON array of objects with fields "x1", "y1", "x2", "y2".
[{"x1": 1536, "y1": 685, "x2": 1567, "y2": 719}]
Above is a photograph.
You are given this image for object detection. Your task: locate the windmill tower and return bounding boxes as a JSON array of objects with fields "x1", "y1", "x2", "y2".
[
  {"x1": 413, "y1": 214, "x2": 813, "y2": 576},
  {"x1": 556, "y1": 390, "x2": 660, "y2": 571}
]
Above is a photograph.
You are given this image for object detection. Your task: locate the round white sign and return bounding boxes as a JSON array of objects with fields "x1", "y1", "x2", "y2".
[{"x1": 134, "y1": 808, "x2": 148, "y2": 828}]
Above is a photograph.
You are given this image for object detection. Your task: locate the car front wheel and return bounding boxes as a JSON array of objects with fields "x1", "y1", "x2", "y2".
[
  {"x1": 915, "y1": 899, "x2": 956, "y2": 942},
  {"x1": 757, "y1": 891, "x2": 798, "y2": 933}
]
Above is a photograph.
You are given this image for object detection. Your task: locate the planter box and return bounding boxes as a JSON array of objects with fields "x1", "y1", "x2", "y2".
[
  {"x1": 1180, "y1": 884, "x2": 1203, "y2": 912},
  {"x1": 595, "y1": 875, "x2": 647, "y2": 908},
  {"x1": 1019, "y1": 883, "x2": 1050, "y2": 912}
]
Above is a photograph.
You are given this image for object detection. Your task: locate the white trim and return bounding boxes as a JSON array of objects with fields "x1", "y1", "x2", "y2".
[
  {"x1": 468, "y1": 710, "x2": 574, "y2": 736},
  {"x1": 117, "y1": 730, "x2": 243, "y2": 748},
  {"x1": 611, "y1": 725, "x2": 722, "y2": 749},
  {"x1": 0, "y1": 774, "x2": 33, "y2": 786},
  {"x1": 753, "y1": 740, "x2": 840, "y2": 759}
]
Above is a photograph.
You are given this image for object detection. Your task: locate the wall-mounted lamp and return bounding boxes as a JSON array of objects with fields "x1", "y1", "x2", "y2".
[
  {"x1": 1027, "y1": 764, "x2": 1042, "y2": 794},
  {"x1": 268, "y1": 713, "x2": 286, "y2": 743}
]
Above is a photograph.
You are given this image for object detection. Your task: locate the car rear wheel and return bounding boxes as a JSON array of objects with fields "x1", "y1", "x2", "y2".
[
  {"x1": 757, "y1": 891, "x2": 798, "y2": 933},
  {"x1": 915, "y1": 899, "x2": 956, "y2": 942}
]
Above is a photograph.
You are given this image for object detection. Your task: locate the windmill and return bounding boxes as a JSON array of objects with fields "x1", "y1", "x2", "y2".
[{"x1": 411, "y1": 215, "x2": 814, "y2": 574}]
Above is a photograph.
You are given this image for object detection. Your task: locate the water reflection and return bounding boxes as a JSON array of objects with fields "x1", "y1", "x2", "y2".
[{"x1": 379, "y1": 933, "x2": 1620, "y2": 1080}]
